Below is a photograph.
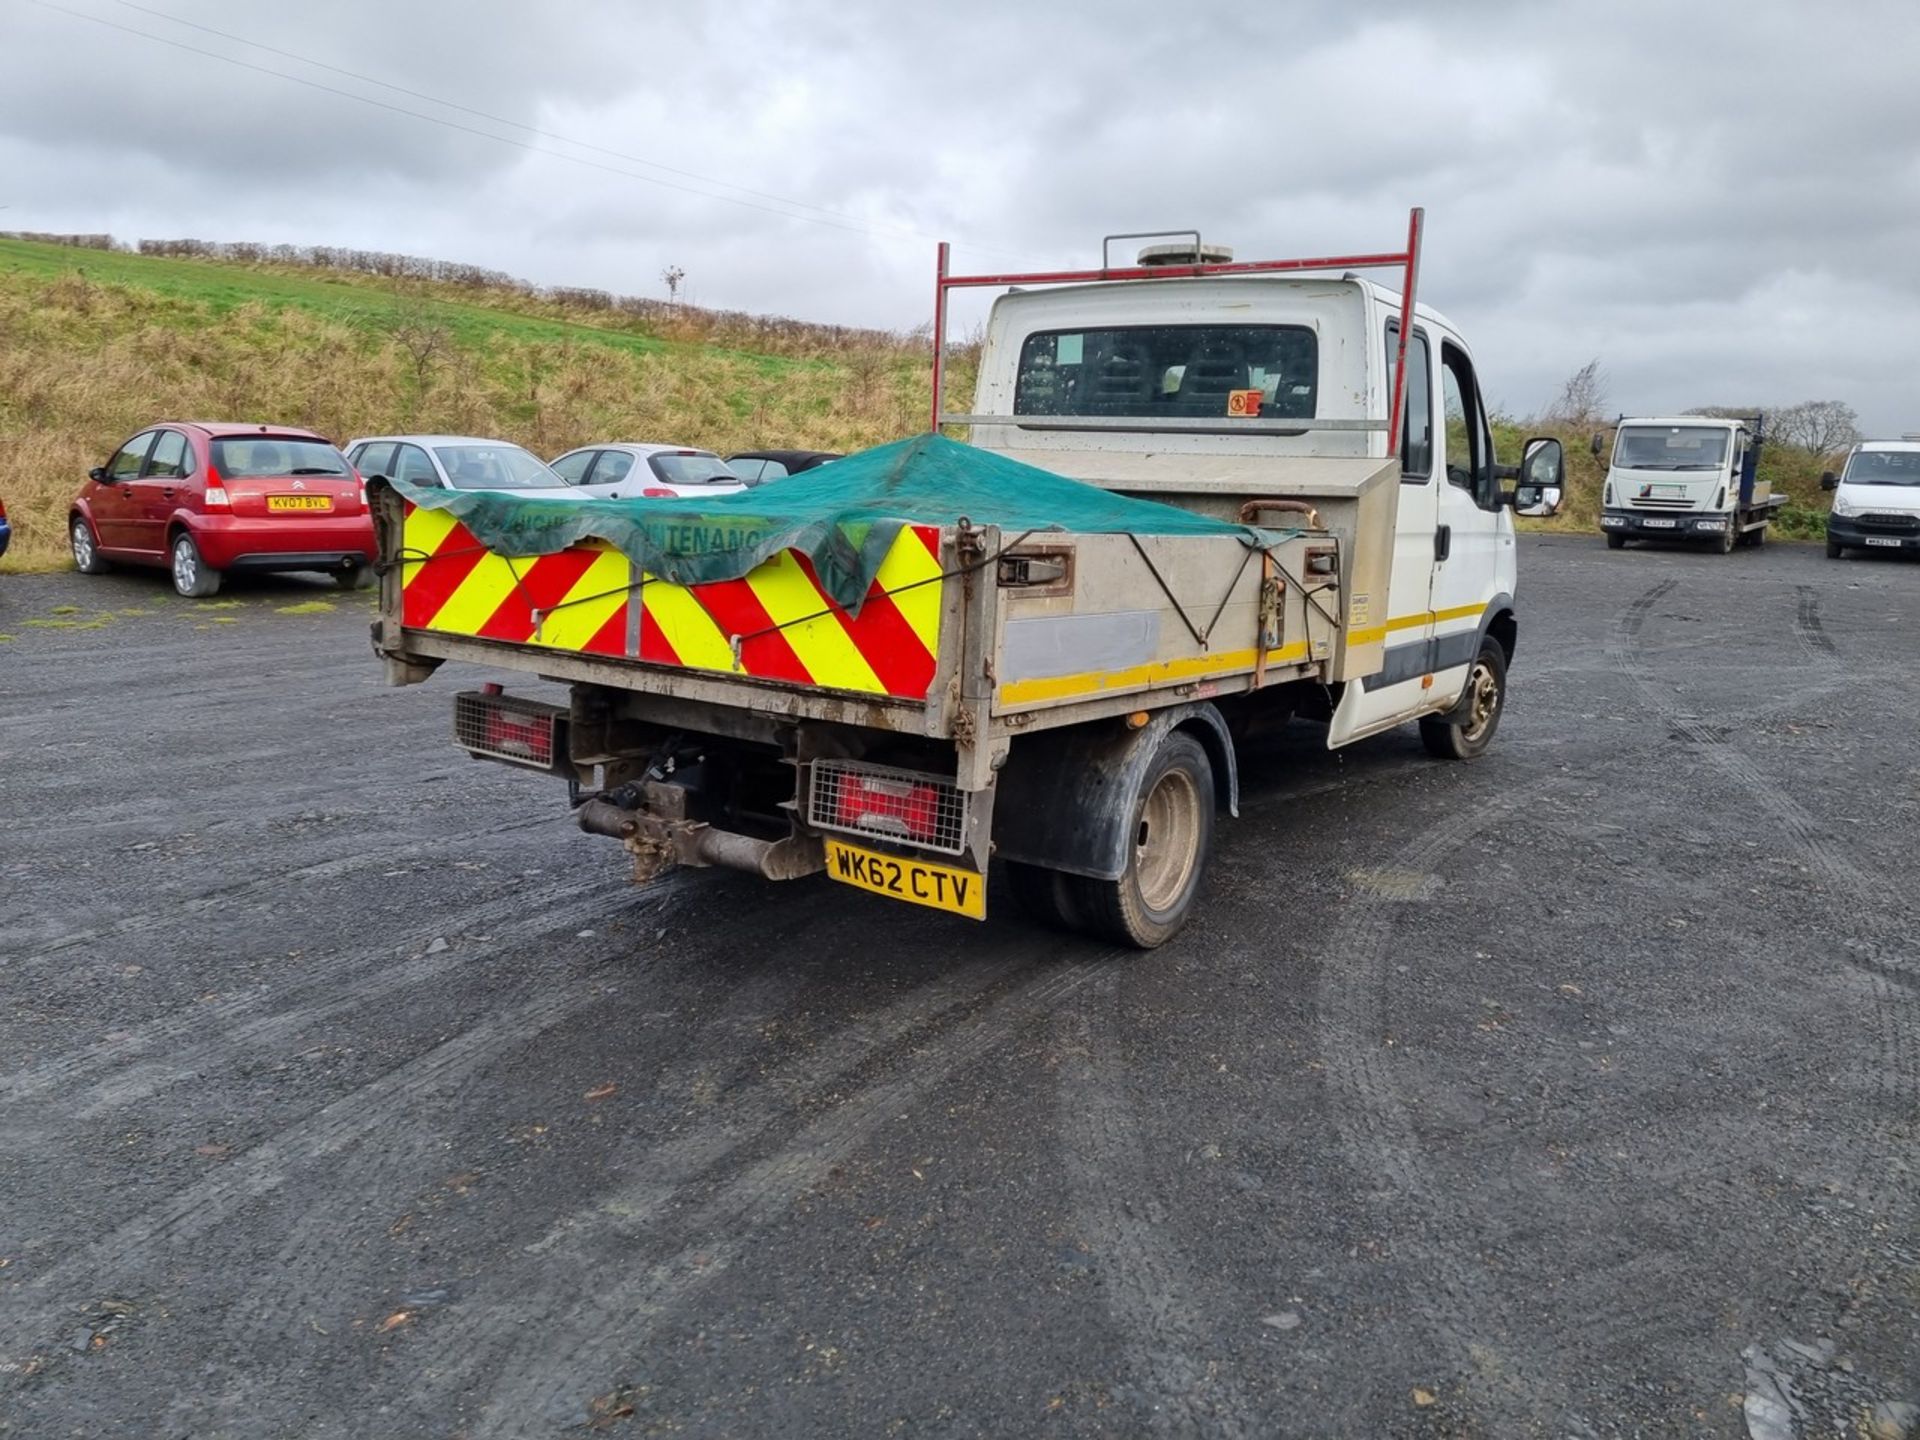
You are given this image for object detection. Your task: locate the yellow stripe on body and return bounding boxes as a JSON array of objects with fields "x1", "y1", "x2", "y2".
[
  {"x1": 426, "y1": 550, "x2": 524, "y2": 636},
  {"x1": 641, "y1": 574, "x2": 737, "y2": 672},
  {"x1": 875, "y1": 528, "x2": 944, "y2": 653},
  {"x1": 530, "y1": 545, "x2": 628, "y2": 651},
  {"x1": 998, "y1": 641, "x2": 1310, "y2": 707},
  {"x1": 743, "y1": 550, "x2": 886, "y2": 694},
  {"x1": 1349, "y1": 602, "x2": 1487, "y2": 648}
]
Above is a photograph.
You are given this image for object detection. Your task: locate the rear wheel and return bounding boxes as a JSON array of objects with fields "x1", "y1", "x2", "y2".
[
  {"x1": 1605, "y1": 532, "x2": 1626, "y2": 550},
  {"x1": 1070, "y1": 732, "x2": 1213, "y2": 949},
  {"x1": 170, "y1": 532, "x2": 222, "y2": 598},
  {"x1": 70, "y1": 514, "x2": 111, "y2": 574},
  {"x1": 335, "y1": 561, "x2": 377, "y2": 591},
  {"x1": 1420, "y1": 639, "x2": 1507, "y2": 761}
]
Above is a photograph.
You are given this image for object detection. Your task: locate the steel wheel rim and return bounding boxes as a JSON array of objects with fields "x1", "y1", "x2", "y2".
[
  {"x1": 172, "y1": 539, "x2": 196, "y2": 592},
  {"x1": 71, "y1": 520, "x2": 93, "y2": 568},
  {"x1": 1134, "y1": 766, "x2": 1202, "y2": 913},
  {"x1": 1461, "y1": 661, "x2": 1500, "y2": 742}
]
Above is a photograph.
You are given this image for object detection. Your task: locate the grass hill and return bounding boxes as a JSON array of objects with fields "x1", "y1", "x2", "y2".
[
  {"x1": 0, "y1": 236, "x2": 1837, "y2": 572},
  {"x1": 0, "y1": 236, "x2": 943, "y2": 571}
]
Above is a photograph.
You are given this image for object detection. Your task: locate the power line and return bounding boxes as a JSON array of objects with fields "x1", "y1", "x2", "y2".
[
  {"x1": 24, "y1": 0, "x2": 1041, "y2": 262},
  {"x1": 105, "y1": 0, "x2": 943, "y2": 240}
]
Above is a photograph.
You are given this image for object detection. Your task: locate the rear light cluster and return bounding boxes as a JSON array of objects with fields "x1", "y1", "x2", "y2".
[
  {"x1": 203, "y1": 464, "x2": 230, "y2": 511},
  {"x1": 808, "y1": 759, "x2": 968, "y2": 856},
  {"x1": 453, "y1": 686, "x2": 571, "y2": 773}
]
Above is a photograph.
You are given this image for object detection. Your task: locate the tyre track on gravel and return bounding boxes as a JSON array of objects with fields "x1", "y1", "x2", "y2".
[
  {"x1": 0, "y1": 810, "x2": 569, "y2": 970},
  {"x1": 208, "y1": 950, "x2": 1033, "y2": 1425},
  {"x1": 0, "y1": 864, "x2": 644, "y2": 1109},
  {"x1": 1609, "y1": 576, "x2": 1920, "y2": 1378},
  {"x1": 1054, "y1": 976, "x2": 1256, "y2": 1439},
  {"x1": 0, "y1": 958, "x2": 634, "y2": 1362},
  {"x1": 469, "y1": 957, "x2": 1106, "y2": 1439},
  {"x1": 1312, "y1": 771, "x2": 1573, "y2": 1433}
]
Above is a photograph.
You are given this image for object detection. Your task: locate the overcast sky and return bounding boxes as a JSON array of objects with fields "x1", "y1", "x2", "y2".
[{"x1": 4, "y1": 0, "x2": 1918, "y2": 430}]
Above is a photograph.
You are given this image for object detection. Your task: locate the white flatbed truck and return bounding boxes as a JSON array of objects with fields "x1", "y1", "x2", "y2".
[{"x1": 370, "y1": 209, "x2": 1566, "y2": 946}]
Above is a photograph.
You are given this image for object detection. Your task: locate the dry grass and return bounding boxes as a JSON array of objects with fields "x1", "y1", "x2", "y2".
[{"x1": 0, "y1": 262, "x2": 963, "y2": 572}]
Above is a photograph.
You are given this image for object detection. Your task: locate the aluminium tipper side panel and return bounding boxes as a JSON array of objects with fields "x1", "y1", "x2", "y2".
[
  {"x1": 987, "y1": 529, "x2": 1336, "y2": 716},
  {"x1": 992, "y1": 450, "x2": 1399, "y2": 685}
]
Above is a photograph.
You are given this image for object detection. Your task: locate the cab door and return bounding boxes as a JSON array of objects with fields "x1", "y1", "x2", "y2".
[
  {"x1": 1430, "y1": 338, "x2": 1508, "y2": 694},
  {"x1": 1329, "y1": 320, "x2": 1438, "y2": 745}
]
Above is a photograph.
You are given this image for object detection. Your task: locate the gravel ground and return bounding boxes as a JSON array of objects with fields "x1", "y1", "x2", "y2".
[{"x1": 1, "y1": 538, "x2": 1916, "y2": 1439}]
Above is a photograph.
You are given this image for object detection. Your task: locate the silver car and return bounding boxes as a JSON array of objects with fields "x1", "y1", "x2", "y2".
[
  {"x1": 548, "y1": 443, "x2": 746, "y2": 500},
  {"x1": 346, "y1": 435, "x2": 575, "y2": 494}
]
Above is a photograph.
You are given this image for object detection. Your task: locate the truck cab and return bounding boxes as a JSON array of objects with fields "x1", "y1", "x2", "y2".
[
  {"x1": 960, "y1": 264, "x2": 1552, "y2": 748},
  {"x1": 1598, "y1": 415, "x2": 1780, "y2": 553}
]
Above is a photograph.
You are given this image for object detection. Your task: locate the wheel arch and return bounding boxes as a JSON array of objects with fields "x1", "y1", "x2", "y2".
[{"x1": 993, "y1": 702, "x2": 1237, "y2": 882}]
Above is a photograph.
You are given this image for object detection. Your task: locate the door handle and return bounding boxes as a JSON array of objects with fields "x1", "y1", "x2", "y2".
[
  {"x1": 1434, "y1": 524, "x2": 1452, "y2": 561},
  {"x1": 161, "y1": 488, "x2": 176, "y2": 500}
]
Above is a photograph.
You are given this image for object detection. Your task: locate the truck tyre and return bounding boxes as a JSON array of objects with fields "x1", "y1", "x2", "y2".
[
  {"x1": 1420, "y1": 638, "x2": 1507, "y2": 761},
  {"x1": 70, "y1": 514, "x2": 111, "y2": 574},
  {"x1": 1743, "y1": 523, "x2": 1766, "y2": 548},
  {"x1": 1005, "y1": 861, "x2": 1082, "y2": 932},
  {"x1": 1714, "y1": 524, "x2": 1736, "y2": 555},
  {"x1": 170, "y1": 532, "x2": 222, "y2": 598},
  {"x1": 1826, "y1": 540, "x2": 1844, "y2": 559},
  {"x1": 1605, "y1": 532, "x2": 1626, "y2": 550},
  {"x1": 1069, "y1": 732, "x2": 1213, "y2": 949}
]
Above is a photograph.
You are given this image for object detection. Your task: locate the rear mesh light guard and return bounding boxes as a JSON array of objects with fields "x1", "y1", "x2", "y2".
[
  {"x1": 807, "y1": 758, "x2": 968, "y2": 856},
  {"x1": 453, "y1": 690, "x2": 570, "y2": 773}
]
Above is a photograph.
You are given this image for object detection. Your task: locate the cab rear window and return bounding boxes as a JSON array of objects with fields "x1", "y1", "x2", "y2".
[
  {"x1": 1014, "y1": 324, "x2": 1318, "y2": 419},
  {"x1": 212, "y1": 438, "x2": 350, "y2": 478}
]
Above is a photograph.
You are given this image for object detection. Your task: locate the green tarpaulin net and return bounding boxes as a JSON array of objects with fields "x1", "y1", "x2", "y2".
[{"x1": 390, "y1": 433, "x2": 1287, "y2": 610}]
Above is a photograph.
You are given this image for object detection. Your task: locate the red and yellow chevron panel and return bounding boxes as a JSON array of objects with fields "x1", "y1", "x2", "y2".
[{"x1": 398, "y1": 503, "x2": 944, "y2": 699}]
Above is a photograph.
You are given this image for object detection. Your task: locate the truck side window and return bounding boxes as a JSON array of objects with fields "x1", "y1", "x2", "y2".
[
  {"x1": 1439, "y1": 343, "x2": 1494, "y2": 507},
  {"x1": 1384, "y1": 321, "x2": 1432, "y2": 480}
]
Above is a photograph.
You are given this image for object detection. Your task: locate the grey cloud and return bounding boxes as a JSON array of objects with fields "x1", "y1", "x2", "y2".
[{"x1": 1, "y1": 0, "x2": 1917, "y2": 428}]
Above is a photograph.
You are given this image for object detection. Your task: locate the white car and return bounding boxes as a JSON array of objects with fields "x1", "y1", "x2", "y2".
[
  {"x1": 548, "y1": 443, "x2": 746, "y2": 500},
  {"x1": 1824, "y1": 439, "x2": 1920, "y2": 559},
  {"x1": 345, "y1": 435, "x2": 575, "y2": 494}
]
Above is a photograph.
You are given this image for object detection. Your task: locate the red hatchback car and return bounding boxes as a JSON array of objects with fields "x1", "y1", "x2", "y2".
[{"x1": 70, "y1": 423, "x2": 375, "y2": 597}]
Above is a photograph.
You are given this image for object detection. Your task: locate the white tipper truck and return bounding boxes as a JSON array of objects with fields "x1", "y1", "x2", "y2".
[
  {"x1": 1597, "y1": 414, "x2": 1785, "y2": 553},
  {"x1": 371, "y1": 210, "x2": 1567, "y2": 946}
]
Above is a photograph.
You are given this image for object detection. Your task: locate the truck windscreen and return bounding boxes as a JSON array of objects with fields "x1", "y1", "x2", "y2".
[
  {"x1": 1614, "y1": 427, "x2": 1730, "y2": 471},
  {"x1": 1014, "y1": 325, "x2": 1317, "y2": 419}
]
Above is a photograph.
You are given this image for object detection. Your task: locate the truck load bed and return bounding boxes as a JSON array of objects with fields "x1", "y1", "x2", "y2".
[{"x1": 373, "y1": 434, "x2": 1360, "y2": 789}]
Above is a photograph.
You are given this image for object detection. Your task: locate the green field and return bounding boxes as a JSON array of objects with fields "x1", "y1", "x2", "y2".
[{"x1": 0, "y1": 238, "x2": 936, "y2": 571}]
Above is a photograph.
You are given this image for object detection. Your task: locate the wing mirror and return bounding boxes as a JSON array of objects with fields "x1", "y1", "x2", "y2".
[
  {"x1": 1510, "y1": 437, "x2": 1565, "y2": 517},
  {"x1": 1821, "y1": 471, "x2": 1839, "y2": 491},
  {"x1": 89, "y1": 466, "x2": 108, "y2": 483},
  {"x1": 1589, "y1": 431, "x2": 1607, "y2": 457}
]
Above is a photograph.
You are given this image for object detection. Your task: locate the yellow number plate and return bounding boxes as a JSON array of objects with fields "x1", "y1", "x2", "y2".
[
  {"x1": 822, "y1": 838, "x2": 986, "y2": 920},
  {"x1": 267, "y1": 495, "x2": 333, "y2": 511}
]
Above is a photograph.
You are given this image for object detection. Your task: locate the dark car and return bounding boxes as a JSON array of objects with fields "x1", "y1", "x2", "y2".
[
  {"x1": 71, "y1": 423, "x2": 373, "y2": 597},
  {"x1": 725, "y1": 449, "x2": 841, "y2": 486},
  {"x1": 0, "y1": 493, "x2": 11, "y2": 563}
]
